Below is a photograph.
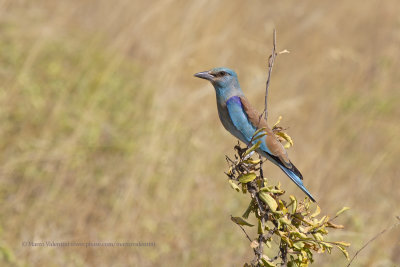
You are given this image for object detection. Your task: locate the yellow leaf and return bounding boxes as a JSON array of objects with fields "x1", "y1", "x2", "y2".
[
  {"x1": 320, "y1": 241, "x2": 333, "y2": 248},
  {"x1": 243, "y1": 140, "x2": 262, "y2": 157},
  {"x1": 259, "y1": 192, "x2": 277, "y2": 212},
  {"x1": 293, "y1": 241, "x2": 305, "y2": 250},
  {"x1": 228, "y1": 180, "x2": 241, "y2": 192},
  {"x1": 253, "y1": 132, "x2": 267, "y2": 141},
  {"x1": 243, "y1": 159, "x2": 261, "y2": 165},
  {"x1": 326, "y1": 222, "x2": 344, "y2": 229},
  {"x1": 242, "y1": 199, "x2": 254, "y2": 219},
  {"x1": 333, "y1": 241, "x2": 351, "y2": 247},
  {"x1": 313, "y1": 233, "x2": 324, "y2": 241},
  {"x1": 278, "y1": 200, "x2": 288, "y2": 214},
  {"x1": 289, "y1": 195, "x2": 297, "y2": 214},
  {"x1": 253, "y1": 127, "x2": 267, "y2": 136},
  {"x1": 337, "y1": 246, "x2": 350, "y2": 260},
  {"x1": 239, "y1": 173, "x2": 257, "y2": 183},
  {"x1": 271, "y1": 188, "x2": 285, "y2": 194},
  {"x1": 273, "y1": 115, "x2": 282, "y2": 128},
  {"x1": 281, "y1": 235, "x2": 293, "y2": 246},
  {"x1": 336, "y1": 207, "x2": 350, "y2": 216},
  {"x1": 279, "y1": 217, "x2": 291, "y2": 225},
  {"x1": 231, "y1": 216, "x2": 254, "y2": 227},
  {"x1": 311, "y1": 206, "x2": 321, "y2": 218},
  {"x1": 318, "y1": 215, "x2": 328, "y2": 225},
  {"x1": 275, "y1": 131, "x2": 294, "y2": 147},
  {"x1": 261, "y1": 255, "x2": 275, "y2": 267},
  {"x1": 258, "y1": 219, "x2": 264, "y2": 234}
]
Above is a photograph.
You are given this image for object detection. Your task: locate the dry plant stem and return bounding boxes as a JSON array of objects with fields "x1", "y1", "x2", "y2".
[
  {"x1": 226, "y1": 79, "x2": 350, "y2": 266},
  {"x1": 251, "y1": 29, "x2": 278, "y2": 265},
  {"x1": 226, "y1": 143, "x2": 350, "y2": 266},
  {"x1": 262, "y1": 28, "x2": 277, "y2": 122},
  {"x1": 250, "y1": 157, "x2": 269, "y2": 265},
  {"x1": 252, "y1": 193, "x2": 265, "y2": 264},
  {"x1": 227, "y1": 30, "x2": 349, "y2": 266},
  {"x1": 346, "y1": 216, "x2": 400, "y2": 267},
  {"x1": 280, "y1": 241, "x2": 288, "y2": 266}
]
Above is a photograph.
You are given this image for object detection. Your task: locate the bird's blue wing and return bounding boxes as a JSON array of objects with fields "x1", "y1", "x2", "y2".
[
  {"x1": 226, "y1": 96, "x2": 257, "y2": 143},
  {"x1": 226, "y1": 96, "x2": 316, "y2": 202},
  {"x1": 226, "y1": 96, "x2": 272, "y2": 154}
]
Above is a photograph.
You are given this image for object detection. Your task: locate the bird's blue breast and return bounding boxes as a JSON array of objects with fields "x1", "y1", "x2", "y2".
[{"x1": 225, "y1": 96, "x2": 272, "y2": 155}]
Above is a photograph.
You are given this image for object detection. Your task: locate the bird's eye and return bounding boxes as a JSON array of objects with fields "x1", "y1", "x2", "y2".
[{"x1": 218, "y1": 71, "x2": 227, "y2": 77}]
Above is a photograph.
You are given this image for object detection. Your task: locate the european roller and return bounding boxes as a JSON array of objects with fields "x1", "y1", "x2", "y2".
[{"x1": 194, "y1": 67, "x2": 315, "y2": 202}]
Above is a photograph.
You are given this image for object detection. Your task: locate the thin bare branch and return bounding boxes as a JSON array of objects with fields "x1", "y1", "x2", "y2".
[
  {"x1": 346, "y1": 216, "x2": 400, "y2": 267},
  {"x1": 263, "y1": 29, "x2": 277, "y2": 121}
]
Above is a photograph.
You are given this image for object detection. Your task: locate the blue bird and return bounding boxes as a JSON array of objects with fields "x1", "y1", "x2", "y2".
[{"x1": 194, "y1": 67, "x2": 315, "y2": 202}]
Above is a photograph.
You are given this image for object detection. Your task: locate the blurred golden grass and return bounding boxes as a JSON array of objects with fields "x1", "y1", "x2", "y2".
[{"x1": 0, "y1": 0, "x2": 399, "y2": 266}]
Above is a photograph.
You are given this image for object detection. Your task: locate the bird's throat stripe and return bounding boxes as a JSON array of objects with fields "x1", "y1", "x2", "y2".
[{"x1": 226, "y1": 96, "x2": 242, "y2": 107}]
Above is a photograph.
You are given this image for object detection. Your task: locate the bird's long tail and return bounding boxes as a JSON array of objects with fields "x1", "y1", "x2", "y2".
[{"x1": 277, "y1": 164, "x2": 316, "y2": 202}]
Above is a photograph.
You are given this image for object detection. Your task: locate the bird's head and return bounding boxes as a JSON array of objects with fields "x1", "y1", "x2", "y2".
[{"x1": 194, "y1": 67, "x2": 240, "y2": 92}]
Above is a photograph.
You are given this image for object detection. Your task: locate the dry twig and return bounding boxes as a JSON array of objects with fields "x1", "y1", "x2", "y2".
[
  {"x1": 346, "y1": 216, "x2": 400, "y2": 267},
  {"x1": 263, "y1": 29, "x2": 277, "y2": 121}
]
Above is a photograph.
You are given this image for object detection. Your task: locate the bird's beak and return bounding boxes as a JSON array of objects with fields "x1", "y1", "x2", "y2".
[{"x1": 194, "y1": 71, "x2": 214, "y2": 81}]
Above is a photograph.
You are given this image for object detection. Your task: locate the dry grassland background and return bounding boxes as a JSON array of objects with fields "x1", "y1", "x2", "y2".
[{"x1": 0, "y1": 0, "x2": 399, "y2": 266}]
